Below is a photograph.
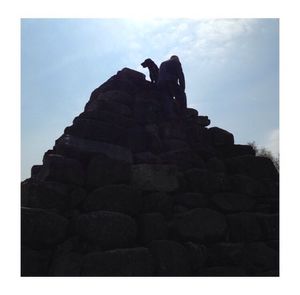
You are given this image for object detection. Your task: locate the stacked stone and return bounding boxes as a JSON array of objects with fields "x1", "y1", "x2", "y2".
[{"x1": 21, "y1": 68, "x2": 279, "y2": 276}]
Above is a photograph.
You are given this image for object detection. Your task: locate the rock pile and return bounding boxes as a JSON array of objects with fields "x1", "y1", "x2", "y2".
[{"x1": 21, "y1": 68, "x2": 279, "y2": 276}]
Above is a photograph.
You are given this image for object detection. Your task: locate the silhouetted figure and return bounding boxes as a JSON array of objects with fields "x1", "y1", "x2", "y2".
[
  {"x1": 141, "y1": 58, "x2": 159, "y2": 83},
  {"x1": 158, "y1": 55, "x2": 187, "y2": 117}
]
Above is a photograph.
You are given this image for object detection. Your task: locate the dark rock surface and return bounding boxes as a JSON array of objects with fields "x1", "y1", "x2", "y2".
[
  {"x1": 72, "y1": 211, "x2": 137, "y2": 249},
  {"x1": 81, "y1": 247, "x2": 153, "y2": 276},
  {"x1": 172, "y1": 208, "x2": 227, "y2": 242},
  {"x1": 21, "y1": 67, "x2": 279, "y2": 276},
  {"x1": 148, "y1": 240, "x2": 191, "y2": 276}
]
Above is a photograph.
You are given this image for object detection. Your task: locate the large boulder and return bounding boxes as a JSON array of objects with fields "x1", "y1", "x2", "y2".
[
  {"x1": 138, "y1": 213, "x2": 168, "y2": 244},
  {"x1": 256, "y1": 213, "x2": 279, "y2": 241},
  {"x1": 88, "y1": 109, "x2": 134, "y2": 127},
  {"x1": 49, "y1": 252, "x2": 83, "y2": 276},
  {"x1": 208, "y1": 127, "x2": 234, "y2": 146},
  {"x1": 21, "y1": 179, "x2": 68, "y2": 210},
  {"x1": 81, "y1": 247, "x2": 153, "y2": 276},
  {"x1": 133, "y1": 152, "x2": 162, "y2": 164},
  {"x1": 162, "y1": 139, "x2": 189, "y2": 152},
  {"x1": 217, "y1": 144, "x2": 255, "y2": 158},
  {"x1": 133, "y1": 99, "x2": 162, "y2": 124},
  {"x1": 185, "y1": 108, "x2": 198, "y2": 118},
  {"x1": 196, "y1": 116, "x2": 211, "y2": 127},
  {"x1": 84, "y1": 184, "x2": 142, "y2": 215},
  {"x1": 198, "y1": 266, "x2": 246, "y2": 276},
  {"x1": 21, "y1": 246, "x2": 52, "y2": 276},
  {"x1": 126, "y1": 125, "x2": 163, "y2": 153},
  {"x1": 86, "y1": 154, "x2": 131, "y2": 189},
  {"x1": 160, "y1": 149, "x2": 205, "y2": 171},
  {"x1": 65, "y1": 118, "x2": 126, "y2": 145},
  {"x1": 86, "y1": 91, "x2": 133, "y2": 115},
  {"x1": 173, "y1": 208, "x2": 227, "y2": 242},
  {"x1": 88, "y1": 69, "x2": 145, "y2": 99},
  {"x1": 206, "y1": 242, "x2": 244, "y2": 267},
  {"x1": 226, "y1": 155, "x2": 279, "y2": 181},
  {"x1": 36, "y1": 154, "x2": 84, "y2": 186},
  {"x1": 226, "y1": 212, "x2": 262, "y2": 242},
  {"x1": 159, "y1": 121, "x2": 186, "y2": 140},
  {"x1": 211, "y1": 193, "x2": 256, "y2": 213},
  {"x1": 184, "y1": 169, "x2": 231, "y2": 193},
  {"x1": 230, "y1": 174, "x2": 263, "y2": 196},
  {"x1": 21, "y1": 179, "x2": 86, "y2": 211},
  {"x1": 242, "y1": 242, "x2": 279, "y2": 275},
  {"x1": 148, "y1": 240, "x2": 191, "y2": 276},
  {"x1": 175, "y1": 192, "x2": 209, "y2": 209},
  {"x1": 21, "y1": 207, "x2": 69, "y2": 249},
  {"x1": 55, "y1": 134, "x2": 133, "y2": 164},
  {"x1": 140, "y1": 192, "x2": 174, "y2": 216},
  {"x1": 207, "y1": 157, "x2": 226, "y2": 173},
  {"x1": 72, "y1": 211, "x2": 137, "y2": 249},
  {"x1": 131, "y1": 164, "x2": 179, "y2": 192},
  {"x1": 185, "y1": 242, "x2": 207, "y2": 274}
]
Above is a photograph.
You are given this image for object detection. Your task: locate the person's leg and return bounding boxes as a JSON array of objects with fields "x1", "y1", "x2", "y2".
[
  {"x1": 158, "y1": 81, "x2": 176, "y2": 120},
  {"x1": 173, "y1": 84, "x2": 187, "y2": 114}
]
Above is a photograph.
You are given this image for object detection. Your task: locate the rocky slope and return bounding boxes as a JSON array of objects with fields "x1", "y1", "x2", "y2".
[{"x1": 21, "y1": 68, "x2": 279, "y2": 276}]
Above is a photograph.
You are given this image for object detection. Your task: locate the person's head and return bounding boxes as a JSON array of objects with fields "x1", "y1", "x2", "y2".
[{"x1": 170, "y1": 55, "x2": 180, "y2": 61}]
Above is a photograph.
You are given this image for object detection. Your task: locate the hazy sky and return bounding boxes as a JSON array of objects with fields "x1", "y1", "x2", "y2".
[{"x1": 21, "y1": 18, "x2": 279, "y2": 180}]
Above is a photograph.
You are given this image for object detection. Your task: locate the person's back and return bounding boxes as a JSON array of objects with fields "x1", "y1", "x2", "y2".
[
  {"x1": 158, "y1": 55, "x2": 187, "y2": 116},
  {"x1": 158, "y1": 56, "x2": 185, "y2": 90}
]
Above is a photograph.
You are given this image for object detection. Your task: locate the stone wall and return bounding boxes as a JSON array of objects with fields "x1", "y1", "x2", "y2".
[{"x1": 21, "y1": 68, "x2": 279, "y2": 276}]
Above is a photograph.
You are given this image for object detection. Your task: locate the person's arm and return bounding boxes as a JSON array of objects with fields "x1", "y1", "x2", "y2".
[{"x1": 177, "y1": 62, "x2": 185, "y2": 91}]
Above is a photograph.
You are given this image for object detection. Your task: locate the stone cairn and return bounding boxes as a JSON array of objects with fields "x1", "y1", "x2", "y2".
[{"x1": 21, "y1": 68, "x2": 279, "y2": 276}]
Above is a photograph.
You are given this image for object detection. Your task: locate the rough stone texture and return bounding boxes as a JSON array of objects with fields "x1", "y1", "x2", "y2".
[
  {"x1": 185, "y1": 242, "x2": 207, "y2": 273},
  {"x1": 21, "y1": 179, "x2": 86, "y2": 211},
  {"x1": 86, "y1": 154, "x2": 131, "y2": 189},
  {"x1": 256, "y1": 213, "x2": 279, "y2": 241},
  {"x1": 226, "y1": 212, "x2": 262, "y2": 242},
  {"x1": 217, "y1": 144, "x2": 255, "y2": 158},
  {"x1": 242, "y1": 242, "x2": 279, "y2": 274},
  {"x1": 148, "y1": 240, "x2": 191, "y2": 276},
  {"x1": 65, "y1": 118, "x2": 126, "y2": 145},
  {"x1": 84, "y1": 184, "x2": 142, "y2": 215},
  {"x1": 211, "y1": 193, "x2": 256, "y2": 212},
  {"x1": 206, "y1": 242, "x2": 244, "y2": 267},
  {"x1": 226, "y1": 155, "x2": 279, "y2": 181},
  {"x1": 55, "y1": 134, "x2": 133, "y2": 164},
  {"x1": 21, "y1": 67, "x2": 279, "y2": 276},
  {"x1": 208, "y1": 127, "x2": 234, "y2": 146},
  {"x1": 175, "y1": 192, "x2": 209, "y2": 209},
  {"x1": 72, "y1": 211, "x2": 137, "y2": 249},
  {"x1": 131, "y1": 164, "x2": 179, "y2": 192},
  {"x1": 36, "y1": 154, "x2": 84, "y2": 186},
  {"x1": 173, "y1": 208, "x2": 227, "y2": 242},
  {"x1": 49, "y1": 252, "x2": 82, "y2": 276},
  {"x1": 230, "y1": 174, "x2": 263, "y2": 196},
  {"x1": 198, "y1": 266, "x2": 246, "y2": 276},
  {"x1": 21, "y1": 207, "x2": 69, "y2": 249},
  {"x1": 184, "y1": 169, "x2": 231, "y2": 193},
  {"x1": 138, "y1": 213, "x2": 168, "y2": 244},
  {"x1": 140, "y1": 192, "x2": 174, "y2": 216},
  {"x1": 81, "y1": 248, "x2": 154, "y2": 276},
  {"x1": 160, "y1": 149, "x2": 205, "y2": 171},
  {"x1": 21, "y1": 246, "x2": 52, "y2": 276}
]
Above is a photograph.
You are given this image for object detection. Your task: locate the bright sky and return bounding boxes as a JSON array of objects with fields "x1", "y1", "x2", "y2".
[{"x1": 21, "y1": 18, "x2": 279, "y2": 180}]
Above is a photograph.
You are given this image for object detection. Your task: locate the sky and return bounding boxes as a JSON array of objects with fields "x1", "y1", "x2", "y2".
[{"x1": 21, "y1": 18, "x2": 279, "y2": 180}]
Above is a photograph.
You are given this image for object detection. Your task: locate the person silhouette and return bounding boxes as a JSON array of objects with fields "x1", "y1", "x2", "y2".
[{"x1": 158, "y1": 55, "x2": 187, "y2": 117}]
